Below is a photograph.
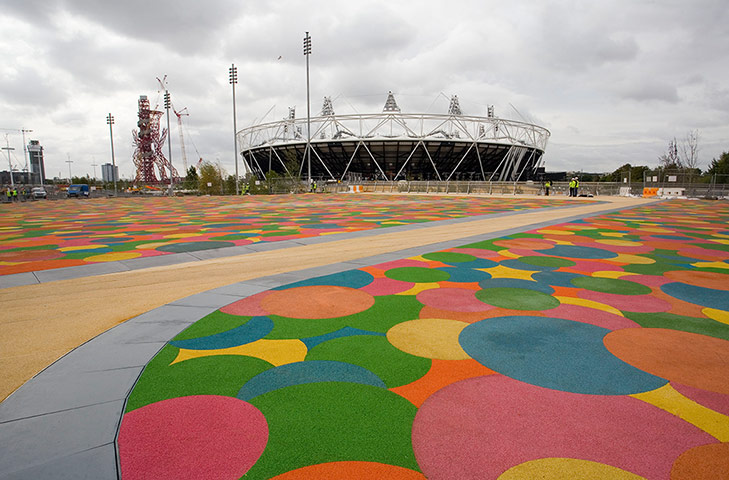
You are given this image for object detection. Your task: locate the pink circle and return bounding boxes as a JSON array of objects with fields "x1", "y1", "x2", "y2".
[
  {"x1": 450, "y1": 248, "x2": 502, "y2": 259},
  {"x1": 221, "y1": 290, "x2": 275, "y2": 316},
  {"x1": 361, "y1": 277, "x2": 414, "y2": 296},
  {"x1": 621, "y1": 274, "x2": 672, "y2": 287},
  {"x1": 119, "y1": 395, "x2": 268, "y2": 480},
  {"x1": 412, "y1": 375, "x2": 714, "y2": 479},
  {"x1": 577, "y1": 290, "x2": 672, "y2": 313},
  {"x1": 546, "y1": 304, "x2": 639, "y2": 330},
  {"x1": 417, "y1": 288, "x2": 496, "y2": 312},
  {"x1": 677, "y1": 246, "x2": 729, "y2": 261}
]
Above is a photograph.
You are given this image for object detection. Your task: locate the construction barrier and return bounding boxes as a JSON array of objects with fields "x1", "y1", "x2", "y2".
[
  {"x1": 348, "y1": 185, "x2": 363, "y2": 193},
  {"x1": 643, "y1": 187, "x2": 659, "y2": 198}
]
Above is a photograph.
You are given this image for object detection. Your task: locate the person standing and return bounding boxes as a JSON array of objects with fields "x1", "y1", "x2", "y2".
[
  {"x1": 12, "y1": 188, "x2": 18, "y2": 202},
  {"x1": 574, "y1": 177, "x2": 580, "y2": 197},
  {"x1": 544, "y1": 180, "x2": 551, "y2": 196},
  {"x1": 568, "y1": 178, "x2": 575, "y2": 197}
]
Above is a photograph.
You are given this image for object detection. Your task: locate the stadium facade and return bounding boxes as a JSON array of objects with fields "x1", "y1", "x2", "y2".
[{"x1": 237, "y1": 92, "x2": 550, "y2": 182}]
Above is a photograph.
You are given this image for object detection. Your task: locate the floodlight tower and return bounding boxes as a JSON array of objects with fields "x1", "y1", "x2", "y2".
[
  {"x1": 2, "y1": 136, "x2": 14, "y2": 187},
  {"x1": 303, "y1": 32, "x2": 312, "y2": 187},
  {"x1": 164, "y1": 91, "x2": 173, "y2": 195},
  {"x1": 106, "y1": 113, "x2": 117, "y2": 195},
  {"x1": 229, "y1": 64, "x2": 239, "y2": 194},
  {"x1": 21, "y1": 129, "x2": 32, "y2": 183}
]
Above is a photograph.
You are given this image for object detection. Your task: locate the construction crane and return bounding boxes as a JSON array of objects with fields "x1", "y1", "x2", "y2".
[{"x1": 155, "y1": 76, "x2": 190, "y2": 172}]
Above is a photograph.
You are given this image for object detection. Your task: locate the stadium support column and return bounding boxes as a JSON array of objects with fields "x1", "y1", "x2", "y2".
[
  {"x1": 229, "y1": 64, "x2": 239, "y2": 194},
  {"x1": 303, "y1": 32, "x2": 312, "y2": 187}
]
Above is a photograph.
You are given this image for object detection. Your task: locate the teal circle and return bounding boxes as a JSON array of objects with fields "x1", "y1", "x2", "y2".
[
  {"x1": 157, "y1": 241, "x2": 234, "y2": 253},
  {"x1": 518, "y1": 256, "x2": 576, "y2": 268}
]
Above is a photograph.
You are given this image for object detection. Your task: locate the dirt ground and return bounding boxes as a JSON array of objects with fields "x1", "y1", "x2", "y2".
[{"x1": 0, "y1": 195, "x2": 657, "y2": 401}]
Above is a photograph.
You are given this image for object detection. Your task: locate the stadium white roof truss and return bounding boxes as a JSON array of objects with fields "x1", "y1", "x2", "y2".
[{"x1": 238, "y1": 95, "x2": 550, "y2": 182}]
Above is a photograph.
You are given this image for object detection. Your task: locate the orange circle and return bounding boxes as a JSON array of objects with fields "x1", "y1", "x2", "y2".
[
  {"x1": 260, "y1": 286, "x2": 375, "y2": 319},
  {"x1": 0, "y1": 249, "x2": 64, "y2": 262},
  {"x1": 269, "y1": 462, "x2": 426, "y2": 479},
  {"x1": 603, "y1": 328, "x2": 729, "y2": 394},
  {"x1": 670, "y1": 443, "x2": 729, "y2": 480},
  {"x1": 664, "y1": 270, "x2": 729, "y2": 291},
  {"x1": 493, "y1": 238, "x2": 555, "y2": 250}
]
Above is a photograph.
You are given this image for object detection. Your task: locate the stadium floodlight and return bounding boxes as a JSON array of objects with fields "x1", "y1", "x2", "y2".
[
  {"x1": 303, "y1": 32, "x2": 312, "y2": 186},
  {"x1": 106, "y1": 113, "x2": 117, "y2": 195},
  {"x1": 229, "y1": 64, "x2": 239, "y2": 194},
  {"x1": 164, "y1": 91, "x2": 173, "y2": 195}
]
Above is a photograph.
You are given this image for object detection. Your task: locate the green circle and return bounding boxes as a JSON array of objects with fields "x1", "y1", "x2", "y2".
[
  {"x1": 570, "y1": 276, "x2": 652, "y2": 295},
  {"x1": 475, "y1": 287, "x2": 560, "y2": 310},
  {"x1": 385, "y1": 267, "x2": 450, "y2": 283},
  {"x1": 517, "y1": 256, "x2": 576, "y2": 268},
  {"x1": 422, "y1": 252, "x2": 477, "y2": 263}
]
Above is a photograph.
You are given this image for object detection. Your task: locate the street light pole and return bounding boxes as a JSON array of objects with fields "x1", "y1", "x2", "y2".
[
  {"x1": 229, "y1": 64, "x2": 239, "y2": 195},
  {"x1": 106, "y1": 113, "x2": 117, "y2": 196},
  {"x1": 66, "y1": 153, "x2": 73, "y2": 182},
  {"x1": 164, "y1": 91, "x2": 173, "y2": 196},
  {"x1": 21, "y1": 128, "x2": 32, "y2": 184},
  {"x1": 303, "y1": 31, "x2": 312, "y2": 188},
  {"x1": 2, "y1": 136, "x2": 14, "y2": 188}
]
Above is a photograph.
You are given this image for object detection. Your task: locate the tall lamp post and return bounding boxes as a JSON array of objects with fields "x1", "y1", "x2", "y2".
[
  {"x1": 2, "y1": 136, "x2": 14, "y2": 188},
  {"x1": 106, "y1": 113, "x2": 117, "y2": 195},
  {"x1": 229, "y1": 64, "x2": 239, "y2": 195},
  {"x1": 21, "y1": 128, "x2": 32, "y2": 184},
  {"x1": 164, "y1": 91, "x2": 173, "y2": 196},
  {"x1": 303, "y1": 31, "x2": 312, "y2": 188}
]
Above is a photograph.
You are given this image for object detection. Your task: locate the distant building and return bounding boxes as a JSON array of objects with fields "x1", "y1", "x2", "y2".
[
  {"x1": 101, "y1": 163, "x2": 119, "y2": 183},
  {"x1": 28, "y1": 140, "x2": 45, "y2": 184}
]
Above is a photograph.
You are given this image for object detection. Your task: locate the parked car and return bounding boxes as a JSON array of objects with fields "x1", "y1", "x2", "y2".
[
  {"x1": 31, "y1": 187, "x2": 47, "y2": 199},
  {"x1": 67, "y1": 184, "x2": 90, "y2": 197}
]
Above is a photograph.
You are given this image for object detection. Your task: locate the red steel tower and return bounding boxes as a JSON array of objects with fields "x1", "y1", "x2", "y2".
[{"x1": 132, "y1": 95, "x2": 178, "y2": 184}]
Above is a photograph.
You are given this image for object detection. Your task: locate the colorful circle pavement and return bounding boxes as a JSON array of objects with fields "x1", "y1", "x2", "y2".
[
  {"x1": 0, "y1": 194, "x2": 577, "y2": 276},
  {"x1": 116, "y1": 199, "x2": 729, "y2": 479}
]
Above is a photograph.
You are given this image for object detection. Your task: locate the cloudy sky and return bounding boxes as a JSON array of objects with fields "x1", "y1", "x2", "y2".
[{"x1": 1, "y1": 0, "x2": 727, "y2": 180}]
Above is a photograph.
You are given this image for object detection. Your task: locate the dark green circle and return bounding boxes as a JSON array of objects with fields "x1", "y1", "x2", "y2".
[
  {"x1": 475, "y1": 287, "x2": 560, "y2": 310},
  {"x1": 385, "y1": 267, "x2": 450, "y2": 283},
  {"x1": 517, "y1": 256, "x2": 576, "y2": 268},
  {"x1": 422, "y1": 252, "x2": 477, "y2": 263},
  {"x1": 570, "y1": 276, "x2": 652, "y2": 295}
]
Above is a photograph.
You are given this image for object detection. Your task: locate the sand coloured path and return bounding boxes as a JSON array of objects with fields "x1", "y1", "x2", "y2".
[{"x1": 0, "y1": 195, "x2": 656, "y2": 400}]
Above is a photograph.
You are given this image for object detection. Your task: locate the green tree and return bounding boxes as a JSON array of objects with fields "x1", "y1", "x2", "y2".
[
  {"x1": 197, "y1": 161, "x2": 225, "y2": 195},
  {"x1": 707, "y1": 151, "x2": 729, "y2": 183},
  {"x1": 183, "y1": 166, "x2": 199, "y2": 191}
]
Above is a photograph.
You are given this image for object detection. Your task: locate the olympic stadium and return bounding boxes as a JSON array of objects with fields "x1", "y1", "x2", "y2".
[{"x1": 237, "y1": 92, "x2": 550, "y2": 182}]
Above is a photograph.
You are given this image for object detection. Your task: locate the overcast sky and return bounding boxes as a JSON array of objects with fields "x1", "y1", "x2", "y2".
[{"x1": 1, "y1": 0, "x2": 727, "y2": 180}]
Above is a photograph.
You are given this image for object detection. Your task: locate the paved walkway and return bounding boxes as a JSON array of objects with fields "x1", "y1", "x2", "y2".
[{"x1": 5, "y1": 195, "x2": 726, "y2": 479}]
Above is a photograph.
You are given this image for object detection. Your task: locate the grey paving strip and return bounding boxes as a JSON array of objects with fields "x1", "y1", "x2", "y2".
[
  {"x1": 0, "y1": 199, "x2": 653, "y2": 480},
  {"x1": 0, "y1": 202, "x2": 599, "y2": 289}
]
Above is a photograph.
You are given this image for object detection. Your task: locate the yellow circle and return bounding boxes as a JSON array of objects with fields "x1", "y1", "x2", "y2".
[
  {"x1": 498, "y1": 458, "x2": 645, "y2": 479},
  {"x1": 164, "y1": 233, "x2": 200, "y2": 239},
  {"x1": 703, "y1": 308, "x2": 729, "y2": 326},
  {"x1": 610, "y1": 253, "x2": 655, "y2": 265},
  {"x1": 59, "y1": 244, "x2": 108, "y2": 252},
  {"x1": 85, "y1": 251, "x2": 142, "y2": 262},
  {"x1": 386, "y1": 318, "x2": 470, "y2": 360},
  {"x1": 135, "y1": 242, "x2": 173, "y2": 249},
  {"x1": 596, "y1": 239, "x2": 642, "y2": 247}
]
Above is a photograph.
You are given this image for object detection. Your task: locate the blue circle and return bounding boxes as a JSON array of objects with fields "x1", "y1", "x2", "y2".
[
  {"x1": 500, "y1": 258, "x2": 562, "y2": 272},
  {"x1": 661, "y1": 282, "x2": 729, "y2": 311},
  {"x1": 478, "y1": 278, "x2": 555, "y2": 295},
  {"x1": 459, "y1": 316, "x2": 667, "y2": 395},
  {"x1": 275, "y1": 269, "x2": 374, "y2": 290},
  {"x1": 436, "y1": 267, "x2": 492, "y2": 283},
  {"x1": 543, "y1": 245, "x2": 619, "y2": 260}
]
